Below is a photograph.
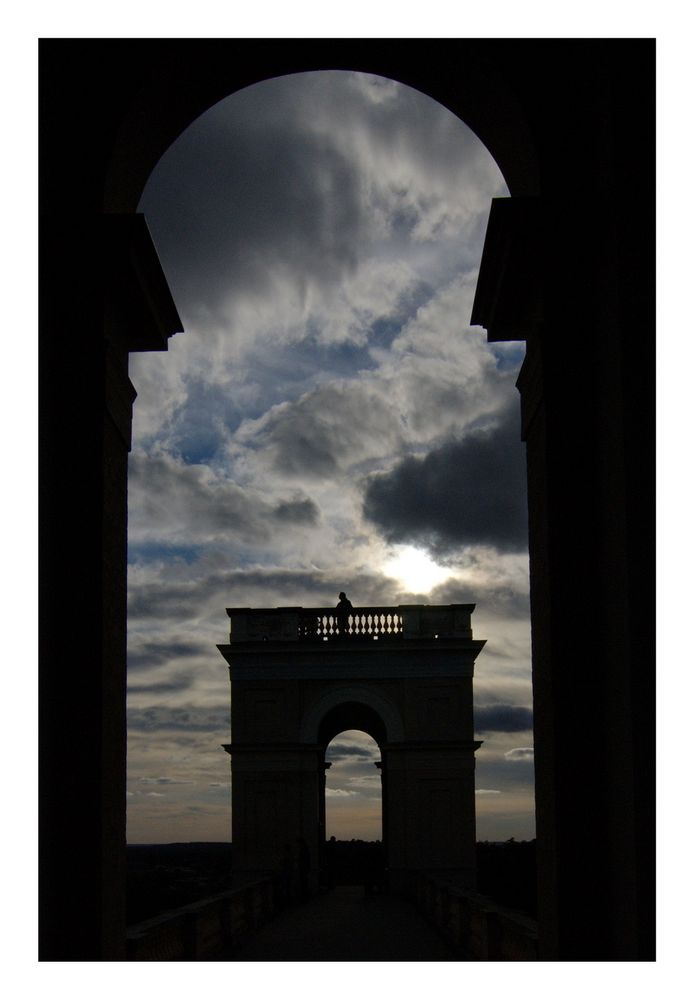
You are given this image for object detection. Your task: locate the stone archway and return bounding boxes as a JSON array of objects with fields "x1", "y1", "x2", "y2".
[
  {"x1": 300, "y1": 685, "x2": 405, "y2": 744},
  {"x1": 40, "y1": 39, "x2": 654, "y2": 959},
  {"x1": 219, "y1": 604, "x2": 484, "y2": 893}
]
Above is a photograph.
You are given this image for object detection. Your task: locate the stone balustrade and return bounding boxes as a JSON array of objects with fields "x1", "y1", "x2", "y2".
[
  {"x1": 226, "y1": 604, "x2": 475, "y2": 643},
  {"x1": 125, "y1": 873, "x2": 282, "y2": 961},
  {"x1": 298, "y1": 607, "x2": 403, "y2": 639},
  {"x1": 413, "y1": 871, "x2": 538, "y2": 960}
]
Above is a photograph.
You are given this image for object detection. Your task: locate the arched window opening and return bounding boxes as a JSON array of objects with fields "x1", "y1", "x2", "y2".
[
  {"x1": 325, "y1": 730, "x2": 382, "y2": 841},
  {"x1": 324, "y1": 730, "x2": 383, "y2": 889},
  {"x1": 126, "y1": 70, "x2": 533, "y2": 852}
]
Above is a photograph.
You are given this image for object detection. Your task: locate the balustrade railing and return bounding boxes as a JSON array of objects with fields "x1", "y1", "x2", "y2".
[
  {"x1": 126, "y1": 874, "x2": 283, "y2": 961},
  {"x1": 298, "y1": 608, "x2": 403, "y2": 639},
  {"x1": 413, "y1": 871, "x2": 538, "y2": 960},
  {"x1": 225, "y1": 604, "x2": 475, "y2": 643}
]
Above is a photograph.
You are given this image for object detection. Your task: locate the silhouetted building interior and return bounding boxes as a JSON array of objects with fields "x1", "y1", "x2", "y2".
[{"x1": 39, "y1": 39, "x2": 654, "y2": 960}]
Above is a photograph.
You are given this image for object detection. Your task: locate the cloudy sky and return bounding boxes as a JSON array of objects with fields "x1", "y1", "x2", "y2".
[{"x1": 126, "y1": 71, "x2": 533, "y2": 844}]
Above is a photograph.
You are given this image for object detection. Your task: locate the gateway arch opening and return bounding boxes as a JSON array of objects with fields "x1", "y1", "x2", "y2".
[{"x1": 324, "y1": 729, "x2": 383, "y2": 887}]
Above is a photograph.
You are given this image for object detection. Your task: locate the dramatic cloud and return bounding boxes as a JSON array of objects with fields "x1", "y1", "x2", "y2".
[{"x1": 362, "y1": 402, "x2": 527, "y2": 556}]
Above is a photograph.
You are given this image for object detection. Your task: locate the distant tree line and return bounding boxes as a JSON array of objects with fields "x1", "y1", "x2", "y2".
[
  {"x1": 126, "y1": 843, "x2": 234, "y2": 924},
  {"x1": 126, "y1": 839, "x2": 537, "y2": 924}
]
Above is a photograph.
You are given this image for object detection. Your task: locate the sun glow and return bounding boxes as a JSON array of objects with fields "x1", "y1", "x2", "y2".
[{"x1": 383, "y1": 545, "x2": 451, "y2": 594}]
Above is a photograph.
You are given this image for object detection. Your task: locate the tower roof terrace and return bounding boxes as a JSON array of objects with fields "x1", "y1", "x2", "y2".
[{"x1": 225, "y1": 603, "x2": 477, "y2": 644}]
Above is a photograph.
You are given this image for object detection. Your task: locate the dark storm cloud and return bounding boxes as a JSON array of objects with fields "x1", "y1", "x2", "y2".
[
  {"x1": 474, "y1": 705, "x2": 533, "y2": 734},
  {"x1": 362, "y1": 403, "x2": 527, "y2": 555}
]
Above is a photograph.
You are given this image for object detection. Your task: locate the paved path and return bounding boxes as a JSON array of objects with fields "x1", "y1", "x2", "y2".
[{"x1": 223, "y1": 885, "x2": 459, "y2": 961}]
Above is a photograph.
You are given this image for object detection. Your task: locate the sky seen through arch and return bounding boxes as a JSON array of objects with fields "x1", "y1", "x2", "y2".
[{"x1": 126, "y1": 70, "x2": 534, "y2": 845}]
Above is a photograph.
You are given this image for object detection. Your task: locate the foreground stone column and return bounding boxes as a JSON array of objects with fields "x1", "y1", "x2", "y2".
[
  {"x1": 472, "y1": 195, "x2": 654, "y2": 959},
  {"x1": 39, "y1": 215, "x2": 181, "y2": 959}
]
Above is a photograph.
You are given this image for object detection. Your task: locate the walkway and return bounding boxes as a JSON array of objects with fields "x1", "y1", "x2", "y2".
[{"x1": 222, "y1": 885, "x2": 459, "y2": 961}]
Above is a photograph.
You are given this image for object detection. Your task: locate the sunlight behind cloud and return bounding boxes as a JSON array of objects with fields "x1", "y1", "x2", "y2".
[{"x1": 383, "y1": 545, "x2": 452, "y2": 594}]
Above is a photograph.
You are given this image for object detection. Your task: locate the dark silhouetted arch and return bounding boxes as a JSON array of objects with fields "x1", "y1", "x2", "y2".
[{"x1": 318, "y1": 703, "x2": 388, "y2": 749}]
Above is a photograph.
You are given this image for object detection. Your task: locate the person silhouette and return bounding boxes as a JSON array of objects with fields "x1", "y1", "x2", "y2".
[{"x1": 335, "y1": 591, "x2": 353, "y2": 635}]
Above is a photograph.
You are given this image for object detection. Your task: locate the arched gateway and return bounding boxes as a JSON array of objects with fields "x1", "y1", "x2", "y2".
[{"x1": 218, "y1": 604, "x2": 485, "y2": 893}]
